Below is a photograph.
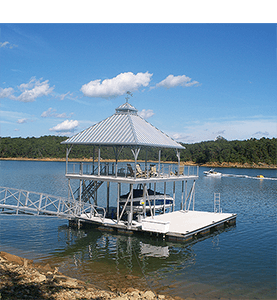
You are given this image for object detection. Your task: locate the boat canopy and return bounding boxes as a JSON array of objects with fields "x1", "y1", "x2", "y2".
[{"x1": 62, "y1": 101, "x2": 185, "y2": 150}]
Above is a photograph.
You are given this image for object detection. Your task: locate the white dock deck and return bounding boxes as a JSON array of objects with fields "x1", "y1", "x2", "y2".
[
  {"x1": 142, "y1": 210, "x2": 236, "y2": 237},
  {"x1": 78, "y1": 209, "x2": 236, "y2": 242}
]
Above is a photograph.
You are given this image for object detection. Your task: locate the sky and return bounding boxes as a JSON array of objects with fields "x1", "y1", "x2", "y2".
[{"x1": 0, "y1": 23, "x2": 276, "y2": 144}]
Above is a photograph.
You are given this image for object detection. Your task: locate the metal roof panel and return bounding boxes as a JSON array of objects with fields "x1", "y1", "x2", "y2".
[{"x1": 62, "y1": 102, "x2": 184, "y2": 149}]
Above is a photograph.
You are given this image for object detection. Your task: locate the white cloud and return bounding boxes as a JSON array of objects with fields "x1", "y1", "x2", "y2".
[
  {"x1": 17, "y1": 118, "x2": 28, "y2": 124},
  {"x1": 14, "y1": 78, "x2": 54, "y2": 102},
  {"x1": 0, "y1": 41, "x2": 18, "y2": 49},
  {"x1": 56, "y1": 112, "x2": 69, "y2": 118},
  {"x1": 81, "y1": 72, "x2": 152, "y2": 98},
  {"x1": 18, "y1": 77, "x2": 37, "y2": 91},
  {"x1": 0, "y1": 87, "x2": 14, "y2": 98},
  {"x1": 41, "y1": 107, "x2": 56, "y2": 117},
  {"x1": 59, "y1": 92, "x2": 71, "y2": 100},
  {"x1": 2, "y1": 77, "x2": 54, "y2": 102},
  {"x1": 0, "y1": 41, "x2": 9, "y2": 47},
  {"x1": 156, "y1": 74, "x2": 199, "y2": 89},
  {"x1": 49, "y1": 120, "x2": 79, "y2": 132},
  {"x1": 138, "y1": 109, "x2": 154, "y2": 119},
  {"x1": 41, "y1": 107, "x2": 73, "y2": 118}
]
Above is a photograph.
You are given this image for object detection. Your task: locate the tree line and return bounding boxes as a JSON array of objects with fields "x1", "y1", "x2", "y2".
[{"x1": 0, "y1": 135, "x2": 276, "y2": 166}]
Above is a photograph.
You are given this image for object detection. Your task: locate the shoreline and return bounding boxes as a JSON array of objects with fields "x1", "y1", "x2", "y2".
[
  {"x1": 0, "y1": 251, "x2": 175, "y2": 300},
  {"x1": 1, "y1": 157, "x2": 276, "y2": 169}
]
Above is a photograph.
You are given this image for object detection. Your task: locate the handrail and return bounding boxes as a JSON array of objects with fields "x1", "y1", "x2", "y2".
[
  {"x1": 66, "y1": 162, "x2": 199, "y2": 179},
  {"x1": 0, "y1": 187, "x2": 97, "y2": 220},
  {"x1": 81, "y1": 204, "x2": 106, "y2": 222}
]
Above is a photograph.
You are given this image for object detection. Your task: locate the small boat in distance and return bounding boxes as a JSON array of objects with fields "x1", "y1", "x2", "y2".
[
  {"x1": 256, "y1": 175, "x2": 264, "y2": 179},
  {"x1": 203, "y1": 169, "x2": 222, "y2": 177}
]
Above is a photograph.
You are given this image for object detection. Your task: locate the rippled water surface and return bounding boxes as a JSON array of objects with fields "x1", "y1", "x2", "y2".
[{"x1": 0, "y1": 161, "x2": 276, "y2": 299}]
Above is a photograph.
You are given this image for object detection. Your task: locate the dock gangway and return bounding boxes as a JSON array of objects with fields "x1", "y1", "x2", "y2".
[{"x1": 0, "y1": 186, "x2": 105, "y2": 222}]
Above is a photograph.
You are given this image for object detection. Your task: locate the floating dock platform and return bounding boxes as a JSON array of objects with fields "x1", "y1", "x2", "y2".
[
  {"x1": 76, "y1": 209, "x2": 236, "y2": 242},
  {"x1": 143, "y1": 210, "x2": 236, "y2": 241}
]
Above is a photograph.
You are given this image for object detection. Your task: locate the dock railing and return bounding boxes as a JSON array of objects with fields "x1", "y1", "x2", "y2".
[
  {"x1": 0, "y1": 186, "x2": 105, "y2": 221},
  {"x1": 66, "y1": 162, "x2": 199, "y2": 179}
]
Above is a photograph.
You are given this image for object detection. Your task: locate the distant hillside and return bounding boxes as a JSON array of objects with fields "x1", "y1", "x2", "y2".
[
  {"x1": 0, "y1": 136, "x2": 276, "y2": 168},
  {"x1": 181, "y1": 137, "x2": 277, "y2": 166}
]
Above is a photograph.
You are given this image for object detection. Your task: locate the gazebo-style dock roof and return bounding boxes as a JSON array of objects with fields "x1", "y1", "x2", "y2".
[{"x1": 62, "y1": 101, "x2": 184, "y2": 149}]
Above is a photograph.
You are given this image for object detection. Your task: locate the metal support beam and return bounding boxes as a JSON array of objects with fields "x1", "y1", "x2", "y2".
[
  {"x1": 98, "y1": 147, "x2": 101, "y2": 176},
  {"x1": 117, "y1": 182, "x2": 120, "y2": 224},
  {"x1": 186, "y1": 180, "x2": 196, "y2": 212},
  {"x1": 173, "y1": 181, "x2": 176, "y2": 212},
  {"x1": 128, "y1": 184, "x2": 134, "y2": 228},
  {"x1": 131, "y1": 148, "x2": 140, "y2": 179},
  {"x1": 153, "y1": 182, "x2": 156, "y2": 216},
  {"x1": 181, "y1": 180, "x2": 184, "y2": 210},
  {"x1": 176, "y1": 149, "x2": 180, "y2": 175},
  {"x1": 158, "y1": 149, "x2": 161, "y2": 176},
  {"x1": 113, "y1": 146, "x2": 124, "y2": 178},
  {"x1": 106, "y1": 181, "x2": 110, "y2": 213},
  {"x1": 142, "y1": 183, "x2": 146, "y2": 218},
  {"x1": 163, "y1": 182, "x2": 166, "y2": 214},
  {"x1": 66, "y1": 145, "x2": 73, "y2": 174}
]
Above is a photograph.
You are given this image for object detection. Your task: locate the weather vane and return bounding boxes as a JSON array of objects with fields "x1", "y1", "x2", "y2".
[{"x1": 125, "y1": 91, "x2": 133, "y2": 103}]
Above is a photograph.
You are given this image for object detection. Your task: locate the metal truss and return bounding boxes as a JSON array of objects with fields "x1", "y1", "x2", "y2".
[{"x1": 0, "y1": 186, "x2": 100, "y2": 220}]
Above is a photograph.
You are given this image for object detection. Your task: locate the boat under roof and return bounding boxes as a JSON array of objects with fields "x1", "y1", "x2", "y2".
[{"x1": 62, "y1": 101, "x2": 184, "y2": 150}]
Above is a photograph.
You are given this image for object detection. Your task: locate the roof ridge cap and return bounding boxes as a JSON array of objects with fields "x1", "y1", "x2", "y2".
[{"x1": 128, "y1": 114, "x2": 139, "y2": 145}]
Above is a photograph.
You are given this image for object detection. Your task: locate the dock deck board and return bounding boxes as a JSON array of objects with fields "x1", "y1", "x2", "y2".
[
  {"x1": 79, "y1": 210, "x2": 236, "y2": 240},
  {"x1": 142, "y1": 210, "x2": 236, "y2": 236}
]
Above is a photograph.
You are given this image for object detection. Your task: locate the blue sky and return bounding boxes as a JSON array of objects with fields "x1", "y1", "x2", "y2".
[{"x1": 0, "y1": 23, "x2": 276, "y2": 143}]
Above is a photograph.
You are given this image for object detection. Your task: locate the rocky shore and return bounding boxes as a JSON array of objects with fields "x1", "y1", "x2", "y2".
[{"x1": 0, "y1": 252, "x2": 180, "y2": 300}]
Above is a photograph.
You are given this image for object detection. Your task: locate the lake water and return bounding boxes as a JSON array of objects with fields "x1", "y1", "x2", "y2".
[{"x1": 0, "y1": 160, "x2": 276, "y2": 299}]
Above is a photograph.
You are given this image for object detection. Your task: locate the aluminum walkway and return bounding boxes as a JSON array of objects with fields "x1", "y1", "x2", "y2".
[{"x1": 0, "y1": 187, "x2": 103, "y2": 221}]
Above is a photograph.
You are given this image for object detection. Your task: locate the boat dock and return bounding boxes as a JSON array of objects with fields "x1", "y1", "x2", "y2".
[{"x1": 0, "y1": 99, "x2": 236, "y2": 243}]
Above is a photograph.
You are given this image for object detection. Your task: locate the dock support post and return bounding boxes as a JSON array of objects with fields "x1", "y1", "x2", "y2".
[
  {"x1": 173, "y1": 181, "x2": 176, "y2": 212},
  {"x1": 98, "y1": 147, "x2": 101, "y2": 176},
  {"x1": 79, "y1": 179, "x2": 82, "y2": 205},
  {"x1": 117, "y1": 182, "x2": 120, "y2": 224},
  {"x1": 143, "y1": 183, "x2": 146, "y2": 218},
  {"x1": 158, "y1": 149, "x2": 161, "y2": 176},
  {"x1": 181, "y1": 180, "x2": 184, "y2": 210},
  {"x1": 145, "y1": 148, "x2": 148, "y2": 177},
  {"x1": 193, "y1": 180, "x2": 195, "y2": 211},
  {"x1": 176, "y1": 149, "x2": 180, "y2": 174},
  {"x1": 131, "y1": 148, "x2": 140, "y2": 179},
  {"x1": 94, "y1": 181, "x2": 98, "y2": 206},
  {"x1": 93, "y1": 146, "x2": 95, "y2": 174},
  {"x1": 184, "y1": 180, "x2": 187, "y2": 211},
  {"x1": 163, "y1": 182, "x2": 166, "y2": 214},
  {"x1": 107, "y1": 181, "x2": 110, "y2": 214},
  {"x1": 154, "y1": 182, "x2": 156, "y2": 216},
  {"x1": 128, "y1": 184, "x2": 134, "y2": 228}
]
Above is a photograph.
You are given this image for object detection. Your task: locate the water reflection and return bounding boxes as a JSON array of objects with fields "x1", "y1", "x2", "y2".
[{"x1": 50, "y1": 224, "x2": 197, "y2": 292}]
